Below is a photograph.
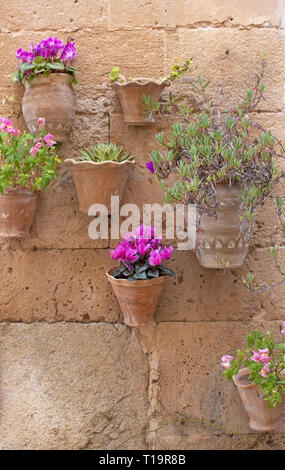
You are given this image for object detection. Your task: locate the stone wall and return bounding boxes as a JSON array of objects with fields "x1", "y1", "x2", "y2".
[{"x1": 0, "y1": 0, "x2": 284, "y2": 450}]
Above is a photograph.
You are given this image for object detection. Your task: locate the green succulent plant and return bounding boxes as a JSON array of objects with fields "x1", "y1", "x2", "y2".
[{"x1": 78, "y1": 143, "x2": 134, "y2": 163}]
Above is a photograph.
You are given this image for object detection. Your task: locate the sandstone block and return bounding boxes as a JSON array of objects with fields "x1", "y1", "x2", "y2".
[
  {"x1": 0, "y1": 249, "x2": 121, "y2": 323},
  {"x1": 156, "y1": 321, "x2": 285, "y2": 449},
  {"x1": 0, "y1": 323, "x2": 148, "y2": 449}
]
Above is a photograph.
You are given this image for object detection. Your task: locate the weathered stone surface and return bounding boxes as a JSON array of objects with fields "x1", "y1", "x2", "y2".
[
  {"x1": 108, "y1": 0, "x2": 176, "y2": 30},
  {"x1": 156, "y1": 321, "x2": 285, "y2": 449},
  {"x1": 166, "y1": 29, "x2": 285, "y2": 112},
  {"x1": 0, "y1": 323, "x2": 148, "y2": 450},
  {"x1": 109, "y1": 247, "x2": 283, "y2": 323},
  {"x1": 0, "y1": 249, "x2": 121, "y2": 323},
  {"x1": 75, "y1": 29, "x2": 165, "y2": 87},
  {"x1": 0, "y1": 0, "x2": 108, "y2": 32},
  {"x1": 175, "y1": 0, "x2": 285, "y2": 28}
]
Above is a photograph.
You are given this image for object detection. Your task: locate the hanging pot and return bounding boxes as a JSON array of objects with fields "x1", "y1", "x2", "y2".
[
  {"x1": 112, "y1": 79, "x2": 167, "y2": 126},
  {"x1": 233, "y1": 368, "x2": 284, "y2": 432},
  {"x1": 106, "y1": 268, "x2": 165, "y2": 327},
  {"x1": 22, "y1": 73, "x2": 76, "y2": 143},
  {"x1": 195, "y1": 183, "x2": 255, "y2": 269},
  {"x1": 0, "y1": 187, "x2": 38, "y2": 238},
  {"x1": 65, "y1": 159, "x2": 135, "y2": 214}
]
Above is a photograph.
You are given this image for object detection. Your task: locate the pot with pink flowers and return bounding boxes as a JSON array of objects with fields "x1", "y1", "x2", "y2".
[
  {"x1": 221, "y1": 325, "x2": 285, "y2": 432},
  {"x1": 106, "y1": 225, "x2": 175, "y2": 327},
  {"x1": 13, "y1": 37, "x2": 77, "y2": 143},
  {"x1": 0, "y1": 117, "x2": 60, "y2": 238}
]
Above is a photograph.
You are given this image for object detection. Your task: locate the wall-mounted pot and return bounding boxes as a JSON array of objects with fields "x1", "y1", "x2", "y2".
[
  {"x1": 233, "y1": 368, "x2": 284, "y2": 432},
  {"x1": 113, "y1": 79, "x2": 167, "y2": 126},
  {"x1": 0, "y1": 187, "x2": 38, "y2": 238},
  {"x1": 106, "y1": 268, "x2": 165, "y2": 327},
  {"x1": 195, "y1": 183, "x2": 255, "y2": 269},
  {"x1": 22, "y1": 73, "x2": 76, "y2": 143},
  {"x1": 65, "y1": 159, "x2": 135, "y2": 214}
]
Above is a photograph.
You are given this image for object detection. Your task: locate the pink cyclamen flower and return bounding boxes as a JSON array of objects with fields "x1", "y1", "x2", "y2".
[
  {"x1": 30, "y1": 146, "x2": 39, "y2": 156},
  {"x1": 110, "y1": 244, "x2": 126, "y2": 261},
  {"x1": 149, "y1": 249, "x2": 162, "y2": 266},
  {"x1": 221, "y1": 355, "x2": 233, "y2": 369},
  {"x1": 37, "y1": 117, "x2": 45, "y2": 129},
  {"x1": 281, "y1": 322, "x2": 285, "y2": 335},
  {"x1": 160, "y1": 245, "x2": 174, "y2": 260},
  {"x1": 125, "y1": 248, "x2": 139, "y2": 263},
  {"x1": 137, "y1": 239, "x2": 151, "y2": 256}
]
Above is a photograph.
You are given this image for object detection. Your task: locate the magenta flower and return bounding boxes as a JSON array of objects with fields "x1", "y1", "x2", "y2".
[
  {"x1": 110, "y1": 244, "x2": 126, "y2": 260},
  {"x1": 125, "y1": 248, "x2": 139, "y2": 263},
  {"x1": 160, "y1": 245, "x2": 174, "y2": 260},
  {"x1": 281, "y1": 322, "x2": 285, "y2": 335},
  {"x1": 149, "y1": 249, "x2": 162, "y2": 266},
  {"x1": 137, "y1": 240, "x2": 151, "y2": 256},
  {"x1": 146, "y1": 161, "x2": 155, "y2": 174},
  {"x1": 221, "y1": 355, "x2": 233, "y2": 369}
]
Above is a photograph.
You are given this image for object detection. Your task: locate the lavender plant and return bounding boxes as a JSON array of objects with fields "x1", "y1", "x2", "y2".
[
  {"x1": 146, "y1": 60, "x2": 285, "y2": 290},
  {"x1": 221, "y1": 324, "x2": 285, "y2": 408},
  {"x1": 13, "y1": 37, "x2": 77, "y2": 84}
]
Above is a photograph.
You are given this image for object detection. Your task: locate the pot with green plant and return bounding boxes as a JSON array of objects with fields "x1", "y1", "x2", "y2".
[
  {"x1": 221, "y1": 325, "x2": 285, "y2": 432},
  {"x1": 106, "y1": 224, "x2": 175, "y2": 327},
  {"x1": 65, "y1": 143, "x2": 135, "y2": 214},
  {"x1": 0, "y1": 116, "x2": 60, "y2": 238},
  {"x1": 109, "y1": 59, "x2": 192, "y2": 126},
  {"x1": 146, "y1": 62, "x2": 285, "y2": 268},
  {"x1": 13, "y1": 37, "x2": 77, "y2": 143}
]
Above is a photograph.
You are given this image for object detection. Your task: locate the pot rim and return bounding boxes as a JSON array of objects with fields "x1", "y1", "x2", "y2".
[
  {"x1": 1, "y1": 186, "x2": 38, "y2": 197},
  {"x1": 65, "y1": 158, "x2": 135, "y2": 169},
  {"x1": 106, "y1": 267, "x2": 166, "y2": 287},
  {"x1": 24, "y1": 72, "x2": 74, "y2": 87},
  {"x1": 112, "y1": 78, "x2": 168, "y2": 88},
  {"x1": 233, "y1": 367, "x2": 254, "y2": 389}
]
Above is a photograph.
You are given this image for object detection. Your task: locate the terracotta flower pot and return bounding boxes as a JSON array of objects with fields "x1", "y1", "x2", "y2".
[
  {"x1": 113, "y1": 79, "x2": 167, "y2": 126},
  {"x1": 0, "y1": 187, "x2": 38, "y2": 238},
  {"x1": 65, "y1": 159, "x2": 135, "y2": 214},
  {"x1": 106, "y1": 268, "x2": 165, "y2": 327},
  {"x1": 195, "y1": 183, "x2": 255, "y2": 269},
  {"x1": 22, "y1": 73, "x2": 76, "y2": 143},
  {"x1": 233, "y1": 368, "x2": 284, "y2": 432}
]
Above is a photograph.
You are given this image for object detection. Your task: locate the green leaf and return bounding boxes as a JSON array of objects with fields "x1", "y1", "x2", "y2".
[
  {"x1": 158, "y1": 266, "x2": 176, "y2": 277},
  {"x1": 46, "y1": 62, "x2": 65, "y2": 70}
]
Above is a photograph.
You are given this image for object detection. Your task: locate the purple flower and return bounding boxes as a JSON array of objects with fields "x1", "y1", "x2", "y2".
[
  {"x1": 33, "y1": 37, "x2": 64, "y2": 59},
  {"x1": 16, "y1": 48, "x2": 34, "y2": 63},
  {"x1": 60, "y1": 41, "x2": 76, "y2": 62},
  {"x1": 281, "y1": 322, "x2": 285, "y2": 335},
  {"x1": 146, "y1": 161, "x2": 155, "y2": 174},
  {"x1": 149, "y1": 249, "x2": 162, "y2": 266}
]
